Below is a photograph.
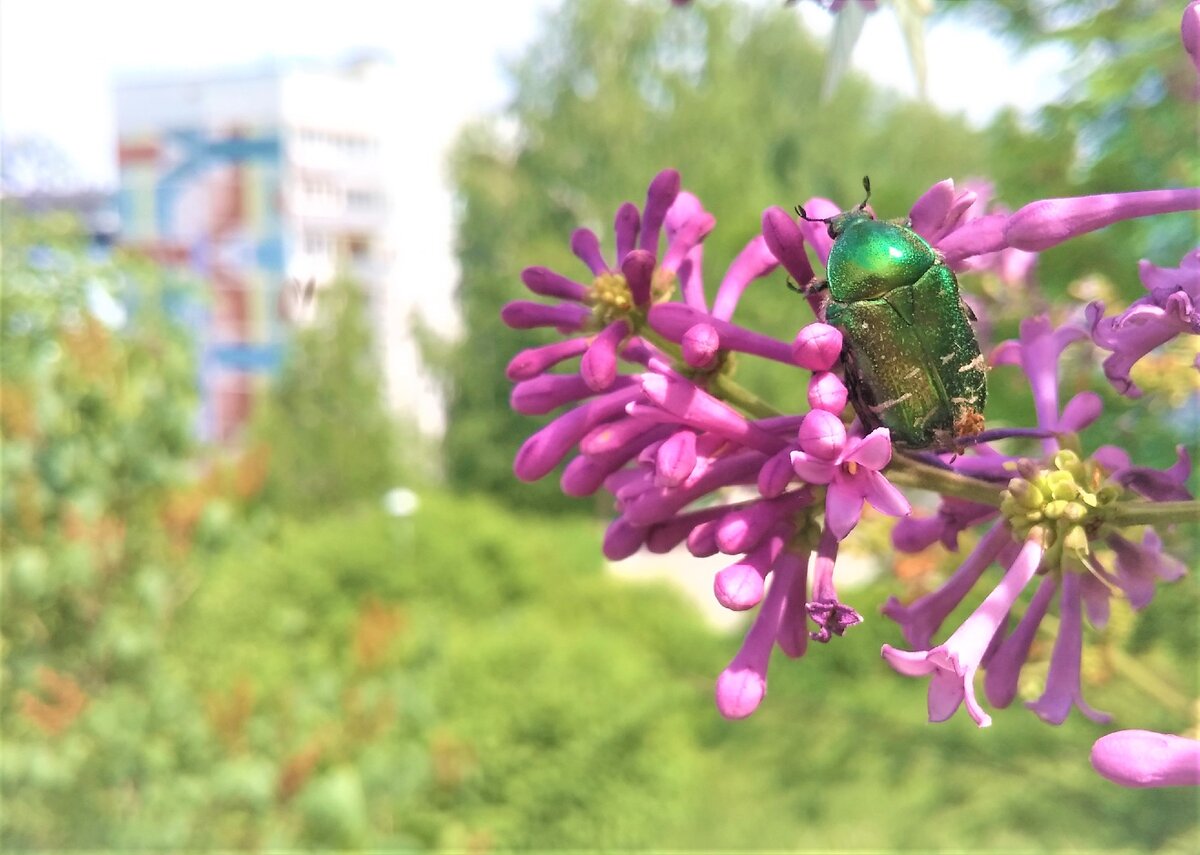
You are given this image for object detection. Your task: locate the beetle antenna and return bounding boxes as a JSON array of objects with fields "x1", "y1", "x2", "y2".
[
  {"x1": 857, "y1": 175, "x2": 872, "y2": 211},
  {"x1": 794, "y1": 203, "x2": 831, "y2": 224}
]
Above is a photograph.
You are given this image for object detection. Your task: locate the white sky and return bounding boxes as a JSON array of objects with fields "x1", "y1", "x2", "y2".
[{"x1": 0, "y1": 0, "x2": 1069, "y2": 340}]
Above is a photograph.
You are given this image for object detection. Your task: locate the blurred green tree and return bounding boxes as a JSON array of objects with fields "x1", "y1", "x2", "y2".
[
  {"x1": 0, "y1": 209, "x2": 217, "y2": 845},
  {"x1": 251, "y1": 279, "x2": 401, "y2": 518}
]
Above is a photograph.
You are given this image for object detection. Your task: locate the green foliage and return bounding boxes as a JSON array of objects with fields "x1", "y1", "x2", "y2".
[
  {"x1": 251, "y1": 279, "x2": 401, "y2": 518},
  {"x1": 4, "y1": 422, "x2": 1195, "y2": 848},
  {"x1": 943, "y1": 0, "x2": 1199, "y2": 281},
  {"x1": 0, "y1": 209, "x2": 211, "y2": 845}
]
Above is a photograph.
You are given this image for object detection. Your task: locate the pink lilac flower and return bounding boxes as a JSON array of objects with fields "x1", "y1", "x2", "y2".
[
  {"x1": 506, "y1": 169, "x2": 1195, "y2": 736},
  {"x1": 1085, "y1": 248, "x2": 1200, "y2": 397},
  {"x1": 788, "y1": 410, "x2": 911, "y2": 540},
  {"x1": 883, "y1": 537, "x2": 1043, "y2": 728},
  {"x1": 883, "y1": 313, "x2": 1187, "y2": 728},
  {"x1": 1005, "y1": 188, "x2": 1200, "y2": 253},
  {"x1": 1091, "y1": 730, "x2": 1200, "y2": 788}
]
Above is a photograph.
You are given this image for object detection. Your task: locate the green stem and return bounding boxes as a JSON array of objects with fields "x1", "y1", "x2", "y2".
[
  {"x1": 1107, "y1": 500, "x2": 1200, "y2": 528},
  {"x1": 707, "y1": 373, "x2": 783, "y2": 420},
  {"x1": 887, "y1": 454, "x2": 1005, "y2": 508}
]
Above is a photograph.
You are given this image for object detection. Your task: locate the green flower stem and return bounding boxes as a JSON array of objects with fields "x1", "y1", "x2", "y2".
[
  {"x1": 707, "y1": 372, "x2": 783, "y2": 420},
  {"x1": 1107, "y1": 500, "x2": 1200, "y2": 528},
  {"x1": 887, "y1": 454, "x2": 1006, "y2": 508}
]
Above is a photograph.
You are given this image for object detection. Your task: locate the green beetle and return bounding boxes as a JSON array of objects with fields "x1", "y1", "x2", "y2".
[{"x1": 794, "y1": 177, "x2": 987, "y2": 450}]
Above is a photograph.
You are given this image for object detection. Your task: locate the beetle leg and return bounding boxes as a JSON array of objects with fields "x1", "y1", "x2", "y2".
[{"x1": 786, "y1": 276, "x2": 828, "y2": 297}]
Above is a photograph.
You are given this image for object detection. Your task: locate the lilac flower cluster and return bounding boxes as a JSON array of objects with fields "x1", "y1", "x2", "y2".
[{"x1": 504, "y1": 4, "x2": 1200, "y2": 789}]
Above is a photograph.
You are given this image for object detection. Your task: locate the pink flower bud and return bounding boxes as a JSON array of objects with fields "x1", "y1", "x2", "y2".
[
  {"x1": 792, "y1": 323, "x2": 843, "y2": 370},
  {"x1": 797, "y1": 409, "x2": 846, "y2": 460},
  {"x1": 715, "y1": 668, "x2": 766, "y2": 719},
  {"x1": 682, "y1": 322, "x2": 720, "y2": 369},
  {"x1": 807, "y1": 371, "x2": 848, "y2": 412}
]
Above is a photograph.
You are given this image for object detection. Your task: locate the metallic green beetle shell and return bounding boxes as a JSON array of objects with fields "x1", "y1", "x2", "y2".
[
  {"x1": 816, "y1": 212, "x2": 987, "y2": 449},
  {"x1": 826, "y1": 213, "x2": 937, "y2": 302}
]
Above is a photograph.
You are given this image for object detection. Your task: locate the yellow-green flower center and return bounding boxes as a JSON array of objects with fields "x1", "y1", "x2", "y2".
[
  {"x1": 587, "y1": 268, "x2": 677, "y2": 331},
  {"x1": 1000, "y1": 449, "x2": 1123, "y2": 574}
]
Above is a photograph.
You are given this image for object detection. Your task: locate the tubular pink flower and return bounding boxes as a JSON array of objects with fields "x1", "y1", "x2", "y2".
[
  {"x1": 581, "y1": 415, "x2": 658, "y2": 454},
  {"x1": 620, "y1": 450, "x2": 765, "y2": 526},
  {"x1": 797, "y1": 409, "x2": 846, "y2": 460},
  {"x1": 711, "y1": 235, "x2": 780, "y2": 321},
  {"x1": 501, "y1": 300, "x2": 590, "y2": 331},
  {"x1": 882, "y1": 537, "x2": 1043, "y2": 728},
  {"x1": 614, "y1": 201, "x2": 640, "y2": 262},
  {"x1": 795, "y1": 197, "x2": 841, "y2": 265},
  {"x1": 655, "y1": 429, "x2": 698, "y2": 487},
  {"x1": 983, "y1": 574, "x2": 1058, "y2": 709},
  {"x1": 991, "y1": 315, "x2": 1089, "y2": 454},
  {"x1": 883, "y1": 522, "x2": 1013, "y2": 650},
  {"x1": 514, "y1": 386, "x2": 643, "y2": 482},
  {"x1": 1005, "y1": 189, "x2": 1200, "y2": 252},
  {"x1": 520, "y1": 266, "x2": 589, "y2": 301},
  {"x1": 909, "y1": 179, "x2": 974, "y2": 243},
  {"x1": 715, "y1": 545, "x2": 802, "y2": 719},
  {"x1": 937, "y1": 213, "x2": 1009, "y2": 265},
  {"x1": 807, "y1": 371, "x2": 848, "y2": 413},
  {"x1": 716, "y1": 490, "x2": 811, "y2": 555},
  {"x1": 507, "y1": 337, "x2": 591, "y2": 381},
  {"x1": 687, "y1": 519, "x2": 720, "y2": 557},
  {"x1": 640, "y1": 373, "x2": 787, "y2": 454},
  {"x1": 1103, "y1": 444, "x2": 1194, "y2": 501},
  {"x1": 511, "y1": 373, "x2": 635, "y2": 415},
  {"x1": 603, "y1": 516, "x2": 647, "y2": 561},
  {"x1": 713, "y1": 529, "x2": 788, "y2": 611},
  {"x1": 1057, "y1": 390, "x2": 1103, "y2": 432},
  {"x1": 891, "y1": 496, "x2": 999, "y2": 553},
  {"x1": 774, "y1": 549, "x2": 812, "y2": 658},
  {"x1": 580, "y1": 320, "x2": 631, "y2": 391},
  {"x1": 806, "y1": 526, "x2": 861, "y2": 642},
  {"x1": 639, "y1": 169, "x2": 682, "y2": 255},
  {"x1": 757, "y1": 446, "x2": 797, "y2": 498},
  {"x1": 1091, "y1": 730, "x2": 1200, "y2": 788},
  {"x1": 792, "y1": 322, "x2": 844, "y2": 371},
  {"x1": 1106, "y1": 530, "x2": 1187, "y2": 609},
  {"x1": 648, "y1": 302, "x2": 796, "y2": 365},
  {"x1": 622, "y1": 248, "x2": 656, "y2": 308},
  {"x1": 571, "y1": 227, "x2": 608, "y2": 276},
  {"x1": 644, "y1": 503, "x2": 733, "y2": 554},
  {"x1": 761, "y1": 206, "x2": 816, "y2": 289},
  {"x1": 1026, "y1": 571, "x2": 1112, "y2": 725},
  {"x1": 1086, "y1": 249, "x2": 1200, "y2": 397}
]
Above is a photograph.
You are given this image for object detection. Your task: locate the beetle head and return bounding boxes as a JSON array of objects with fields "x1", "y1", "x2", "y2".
[{"x1": 795, "y1": 175, "x2": 874, "y2": 240}]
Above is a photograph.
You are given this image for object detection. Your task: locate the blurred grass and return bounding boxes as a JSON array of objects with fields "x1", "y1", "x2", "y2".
[{"x1": 155, "y1": 490, "x2": 1197, "y2": 851}]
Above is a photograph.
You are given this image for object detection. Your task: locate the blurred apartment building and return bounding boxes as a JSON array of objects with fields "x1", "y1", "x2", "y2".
[{"x1": 116, "y1": 57, "x2": 418, "y2": 442}]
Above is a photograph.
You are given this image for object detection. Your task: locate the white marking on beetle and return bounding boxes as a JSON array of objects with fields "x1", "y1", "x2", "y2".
[
  {"x1": 940, "y1": 352, "x2": 956, "y2": 364},
  {"x1": 958, "y1": 354, "x2": 986, "y2": 373},
  {"x1": 904, "y1": 367, "x2": 922, "y2": 381},
  {"x1": 869, "y1": 392, "x2": 913, "y2": 414}
]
